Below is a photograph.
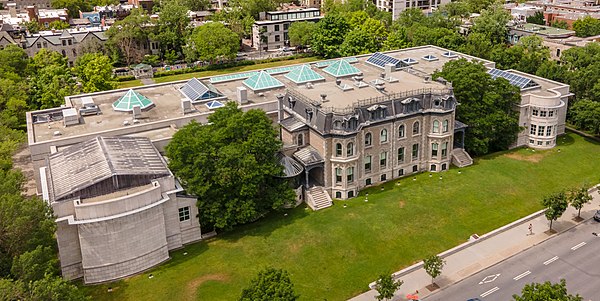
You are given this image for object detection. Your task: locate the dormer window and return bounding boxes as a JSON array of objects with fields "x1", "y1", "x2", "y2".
[
  {"x1": 367, "y1": 104, "x2": 387, "y2": 120},
  {"x1": 287, "y1": 96, "x2": 296, "y2": 108},
  {"x1": 333, "y1": 120, "x2": 342, "y2": 129},
  {"x1": 346, "y1": 116, "x2": 358, "y2": 130},
  {"x1": 305, "y1": 108, "x2": 313, "y2": 121}
]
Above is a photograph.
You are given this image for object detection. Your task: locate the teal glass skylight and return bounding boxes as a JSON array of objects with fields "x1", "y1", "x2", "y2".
[
  {"x1": 284, "y1": 65, "x2": 325, "y2": 84},
  {"x1": 112, "y1": 89, "x2": 154, "y2": 112},
  {"x1": 323, "y1": 59, "x2": 361, "y2": 78},
  {"x1": 242, "y1": 71, "x2": 284, "y2": 91}
]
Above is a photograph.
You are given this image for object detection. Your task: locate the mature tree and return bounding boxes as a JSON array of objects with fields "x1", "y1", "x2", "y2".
[
  {"x1": 51, "y1": 0, "x2": 93, "y2": 18},
  {"x1": 527, "y1": 11, "x2": 545, "y2": 25},
  {"x1": 536, "y1": 60, "x2": 568, "y2": 83},
  {"x1": 568, "y1": 186, "x2": 592, "y2": 219},
  {"x1": 11, "y1": 246, "x2": 59, "y2": 284},
  {"x1": 29, "y1": 274, "x2": 89, "y2": 301},
  {"x1": 77, "y1": 38, "x2": 106, "y2": 56},
  {"x1": 471, "y1": 4, "x2": 511, "y2": 45},
  {"x1": 568, "y1": 100, "x2": 600, "y2": 135},
  {"x1": 23, "y1": 21, "x2": 41, "y2": 34},
  {"x1": 239, "y1": 267, "x2": 299, "y2": 301},
  {"x1": 347, "y1": 10, "x2": 369, "y2": 29},
  {"x1": 288, "y1": 21, "x2": 317, "y2": 48},
  {"x1": 374, "y1": 273, "x2": 403, "y2": 301},
  {"x1": 0, "y1": 46, "x2": 29, "y2": 129},
  {"x1": 433, "y1": 59, "x2": 521, "y2": 155},
  {"x1": 106, "y1": 8, "x2": 150, "y2": 66},
  {"x1": 513, "y1": 279, "x2": 583, "y2": 301},
  {"x1": 74, "y1": 53, "x2": 116, "y2": 93},
  {"x1": 311, "y1": 13, "x2": 350, "y2": 58},
  {"x1": 48, "y1": 20, "x2": 70, "y2": 30},
  {"x1": 423, "y1": 255, "x2": 445, "y2": 284},
  {"x1": 466, "y1": 0, "x2": 496, "y2": 12},
  {"x1": 382, "y1": 27, "x2": 411, "y2": 51},
  {"x1": 459, "y1": 32, "x2": 494, "y2": 59},
  {"x1": 559, "y1": 43, "x2": 600, "y2": 102},
  {"x1": 396, "y1": 7, "x2": 426, "y2": 28},
  {"x1": 409, "y1": 25, "x2": 465, "y2": 50},
  {"x1": 542, "y1": 191, "x2": 568, "y2": 231},
  {"x1": 28, "y1": 49, "x2": 77, "y2": 109},
  {"x1": 184, "y1": 22, "x2": 239, "y2": 63},
  {"x1": 0, "y1": 128, "x2": 24, "y2": 170},
  {"x1": 210, "y1": 9, "x2": 255, "y2": 38},
  {"x1": 0, "y1": 278, "x2": 25, "y2": 300},
  {"x1": 340, "y1": 28, "x2": 378, "y2": 56},
  {"x1": 0, "y1": 44, "x2": 28, "y2": 77},
  {"x1": 152, "y1": 0, "x2": 190, "y2": 59},
  {"x1": 492, "y1": 35, "x2": 550, "y2": 74},
  {"x1": 443, "y1": 1, "x2": 471, "y2": 19},
  {"x1": 551, "y1": 20, "x2": 569, "y2": 29},
  {"x1": 180, "y1": 0, "x2": 211, "y2": 11},
  {"x1": 572, "y1": 16, "x2": 600, "y2": 38},
  {"x1": 166, "y1": 103, "x2": 295, "y2": 229}
]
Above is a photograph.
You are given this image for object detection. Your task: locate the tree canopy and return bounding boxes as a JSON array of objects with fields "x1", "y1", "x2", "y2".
[
  {"x1": 184, "y1": 22, "x2": 239, "y2": 63},
  {"x1": 423, "y1": 255, "x2": 445, "y2": 284},
  {"x1": 542, "y1": 191, "x2": 568, "y2": 230},
  {"x1": 433, "y1": 59, "x2": 521, "y2": 156},
  {"x1": 106, "y1": 8, "x2": 151, "y2": 66},
  {"x1": 239, "y1": 267, "x2": 299, "y2": 301},
  {"x1": 572, "y1": 16, "x2": 600, "y2": 38},
  {"x1": 288, "y1": 21, "x2": 317, "y2": 48},
  {"x1": 513, "y1": 279, "x2": 583, "y2": 301},
  {"x1": 28, "y1": 49, "x2": 77, "y2": 109},
  {"x1": 151, "y1": 0, "x2": 191, "y2": 59},
  {"x1": 75, "y1": 53, "x2": 117, "y2": 93},
  {"x1": 470, "y1": 4, "x2": 511, "y2": 45},
  {"x1": 374, "y1": 273, "x2": 403, "y2": 301},
  {"x1": 166, "y1": 102, "x2": 294, "y2": 229},
  {"x1": 311, "y1": 13, "x2": 350, "y2": 58}
]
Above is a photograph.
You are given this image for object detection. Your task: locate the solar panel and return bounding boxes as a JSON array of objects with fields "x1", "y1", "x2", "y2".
[
  {"x1": 366, "y1": 52, "x2": 404, "y2": 69},
  {"x1": 180, "y1": 78, "x2": 210, "y2": 101},
  {"x1": 487, "y1": 68, "x2": 537, "y2": 89}
]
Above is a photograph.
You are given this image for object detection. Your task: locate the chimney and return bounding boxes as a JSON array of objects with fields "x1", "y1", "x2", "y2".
[
  {"x1": 236, "y1": 86, "x2": 248, "y2": 104},
  {"x1": 8, "y1": 3, "x2": 17, "y2": 18},
  {"x1": 335, "y1": 79, "x2": 341, "y2": 86}
]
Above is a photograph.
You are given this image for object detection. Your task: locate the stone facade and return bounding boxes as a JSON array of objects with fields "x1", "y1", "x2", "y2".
[{"x1": 252, "y1": 8, "x2": 322, "y2": 51}]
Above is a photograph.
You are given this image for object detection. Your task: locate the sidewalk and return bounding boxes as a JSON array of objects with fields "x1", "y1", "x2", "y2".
[{"x1": 350, "y1": 185, "x2": 600, "y2": 301}]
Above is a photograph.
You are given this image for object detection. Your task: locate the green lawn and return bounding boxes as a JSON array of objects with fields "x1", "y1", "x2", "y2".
[{"x1": 83, "y1": 132, "x2": 600, "y2": 301}]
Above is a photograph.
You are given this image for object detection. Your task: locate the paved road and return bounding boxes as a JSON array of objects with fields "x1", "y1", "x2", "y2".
[{"x1": 425, "y1": 219, "x2": 600, "y2": 301}]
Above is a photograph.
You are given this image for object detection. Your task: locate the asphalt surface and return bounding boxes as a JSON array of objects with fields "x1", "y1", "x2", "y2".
[{"x1": 425, "y1": 219, "x2": 600, "y2": 301}]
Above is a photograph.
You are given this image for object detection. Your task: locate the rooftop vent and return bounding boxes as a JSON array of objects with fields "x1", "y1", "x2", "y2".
[
  {"x1": 320, "y1": 93, "x2": 327, "y2": 102},
  {"x1": 236, "y1": 86, "x2": 248, "y2": 104},
  {"x1": 62, "y1": 108, "x2": 79, "y2": 127},
  {"x1": 132, "y1": 105, "x2": 142, "y2": 119},
  {"x1": 181, "y1": 99, "x2": 192, "y2": 114}
]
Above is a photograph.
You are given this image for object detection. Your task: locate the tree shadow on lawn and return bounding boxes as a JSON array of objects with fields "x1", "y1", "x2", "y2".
[{"x1": 218, "y1": 206, "x2": 310, "y2": 243}]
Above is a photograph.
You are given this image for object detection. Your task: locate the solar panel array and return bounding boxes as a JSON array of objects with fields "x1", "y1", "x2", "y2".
[
  {"x1": 487, "y1": 68, "x2": 538, "y2": 89},
  {"x1": 209, "y1": 71, "x2": 258, "y2": 83},
  {"x1": 180, "y1": 78, "x2": 209, "y2": 101},
  {"x1": 366, "y1": 52, "x2": 403, "y2": 69}
]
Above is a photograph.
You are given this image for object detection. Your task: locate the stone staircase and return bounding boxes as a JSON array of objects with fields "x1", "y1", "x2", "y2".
[
  {"x1": 451, "y1": 148, "x2": 473, "y2": 168},
  {"x1": 306, "y1": 186, "x2": 333, "y2": 211}
]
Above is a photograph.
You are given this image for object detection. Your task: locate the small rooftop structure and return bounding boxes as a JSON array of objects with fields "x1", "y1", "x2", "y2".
[
  {"x1": 323, "y1": 59, "x2": 362, "y2": 78},
  {"x1": 179, "y1": 78, "x2": 222, "y2": 102},
  {"x1": 112, "y1": 89, "x2": 154, "y2": 112},
  {"x1": 285, "y1": 65, "x2": 325, "y2": 84},
  {"x1": 205, "y1": 100, "x2": 225, "y2": 109},
  {"x1": 242, "y1": 71, "x2": 284, "y2": 91}
]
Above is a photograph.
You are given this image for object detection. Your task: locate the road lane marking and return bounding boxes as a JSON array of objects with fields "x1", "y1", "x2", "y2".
[
  {"x1": 479, "y1": 273, "x2": 501, "y2": 284},
  {"x1": 543, "y1": 256, "x2": 559, "y2": 265},
  {"x1": 480, "y1": 287, "x2": 500, "y2": 298},
  {"x1": 571, "y1": 242, "x2": 586, "y2": 250},
  {"x1": 513, "y1": 271, "x2": 531, "y2": 281}
]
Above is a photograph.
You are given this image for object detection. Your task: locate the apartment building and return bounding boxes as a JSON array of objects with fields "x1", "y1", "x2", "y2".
[
  {"x1": 252, "y1": 8, "x2": 322, "y2": 51},
  {"x1": 373, "y1": 0, "x2": 451, "y2": 21}
]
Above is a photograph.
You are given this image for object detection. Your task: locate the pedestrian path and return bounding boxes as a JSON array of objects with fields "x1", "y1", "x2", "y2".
[{"x1": 350, "y1": 185, "x2": 600, "y2": 301}]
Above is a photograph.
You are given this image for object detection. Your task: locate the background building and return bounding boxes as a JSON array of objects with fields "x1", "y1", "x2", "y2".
[
  {"x1": 374, "y1": 0, "x2": 451, "y2": 21},
  {"x1": 252, "y1": 8, "x2": 322, "y2": 51}
]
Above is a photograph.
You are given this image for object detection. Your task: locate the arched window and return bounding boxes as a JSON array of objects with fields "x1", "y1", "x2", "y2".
[
  {"x1": 335, "y1": 143, "x2": 342, "y2": 157},
  {"x1": 433, "y1": 120, "x2": 440, "y2": 133},
  {"x1": 365, "y1": 133, "x2": 372, "y2": 146},
  {"x1": 347, "y1": 142, "x2": 354, "y2": 156},
  {"x1": 297, "y1": 134, "x2": 303, "y2": 146},
  {"x1": 380, "y1": 129, "x2": 388, "y2": 143},
  {"x1": 398, "y1": 125, "x2": 405, "y2": 138},
  {"x1": 443, "y1": 120, "x2": 449, "y2": 132},
  {"x1": 556, "y1": 48, "x2": 561, "y2": 57},
  {"x1": 412, "y1": 121, "x2": 420, "y2": 135},
  {"x1": 61, "y1": 50, "x2": 66, "y2": 56}
]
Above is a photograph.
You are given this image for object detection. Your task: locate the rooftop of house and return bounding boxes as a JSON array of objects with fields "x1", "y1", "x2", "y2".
[
  {"x1": 26, "y1": 45, "x2": 570, "y2": 146},
  {"x1": 510, "y1": 23, "x2": 575, "y2": 37}
]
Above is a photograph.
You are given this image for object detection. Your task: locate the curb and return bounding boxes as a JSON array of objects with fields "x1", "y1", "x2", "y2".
[
  {"x1": 368, "y1": 209, "x2": 547, "y2": 289},
  {"x1": 424, "y1": 213, "x2": 597, "y2": 300}
]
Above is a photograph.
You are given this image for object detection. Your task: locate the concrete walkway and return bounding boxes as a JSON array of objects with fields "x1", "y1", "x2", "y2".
[{"x1": 350, "y1": 185, "x2": 600, "y2": 301}]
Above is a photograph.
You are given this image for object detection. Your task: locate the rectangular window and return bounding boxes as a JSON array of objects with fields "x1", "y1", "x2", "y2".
[
  {"x1": 530, "y1": 139, "x2": 535, "y2": 144},
  {"x1": 275, "y1": 35, "x2": 281, "y2": 42},
  {"x1": 43, "y1": 41, "x2": 47, "y2": 48},
  {"x1": 537, "y1": 141, "x2": 543, "y2": 146},
  {"x1": 540, "y1": 111, "x2": 547, "y2": 117},
  {"x1": 412, "y1": 165, "x2": 418, "y2": 172},
  {"x1": 366, "y1": 178, "x2": 371, "y2": 185},
  {"x1": 530, "y1": 124, "x2": 537, "y2": 135},
  {"x1": 532, "y1": 109, "x2": 539, "y2": 116},
  {"x1": 336, "y1": 168, "x2": 342, "y2": 183},
  {"x1": 178, "y1": 207, "x2": 190, "y2": 222},
  {"x1": 441, "y1": 142, "x2": 448, "y2": 158},
  {"x1": 275, "y1": 25, "x2": 280, "y2": 31},
  {"x1": 546, "y1": 126, "x2": 552, "y2": 136},
  {"x1": 365, "y1": 155, "x2": 372, "y2": 172},
  {"x1": 68, "y1": 39, "x2": 72, "y2": 45},
  {"x1": 412, "y1": 144, "x2": 419, "y2": 160},
  {"x1": 538, "y1": 126, "x2": 545, "y2": 136},
  {"x1": 549, "y1": 110, "x2": 554, "y2": 117},
  {"x1": 397, "y1": 147, "x2": 405, "y2": 163},
  {"x1": 62, "y1": 40, "x2": 66, "y2": 46},
  {"x1": 398, "y1": 169, "x2": 404, "y2": 176},
  {"x1": 283, "y1": 23, "x2": 289, "y2": 30},
  {"x1": 347, "y1": 167, "x2": 354, "y2": 183},
  {"x1": 37, "y1": 42, "x2": 41, "y2": 48},
  {"x1": 431, "y1": 143, "x2": 438, "y2": 157},
  {"x1": 380, "y1": 152, "x2": 387, "y2": 167}
]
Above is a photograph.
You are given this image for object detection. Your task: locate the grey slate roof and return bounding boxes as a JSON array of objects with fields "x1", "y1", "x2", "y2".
[
  {"x1": 280, "y1": 116, "x2": 307, "y2": 132},
  {"x1": 455, "y1": 120, "x2": 468, "y2": 130},
  {"x1": 47, "y1": 136, "x2": 170, "y2": 201}
]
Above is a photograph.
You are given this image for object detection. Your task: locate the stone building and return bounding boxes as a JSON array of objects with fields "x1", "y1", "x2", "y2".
[
  {"x1": 22, "y1": 28, "x2": 108, "y2": 66},
  {"x1": 42, "y1": 136, "x2": 202, "y2": 284}
]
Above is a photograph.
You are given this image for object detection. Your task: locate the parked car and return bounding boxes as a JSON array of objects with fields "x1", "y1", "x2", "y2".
[{"x1": 594, "y1": 210, "x2": 600, "y2": 222}]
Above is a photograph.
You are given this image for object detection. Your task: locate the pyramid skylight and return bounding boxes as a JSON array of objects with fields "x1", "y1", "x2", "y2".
[
  {"x1": 112, "y1": 89, "x2": 154, "y2": 112},
  {"x1": 242, "y1": 71, "x2": 284, "y2": 91},
  {"x1": 285, "y1": 65, "x2": 325, "y2": 84},
  {"x1": 323, "y1": 59, "x2": 361, "y2": 78}
]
